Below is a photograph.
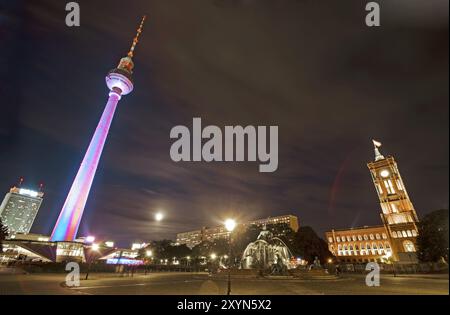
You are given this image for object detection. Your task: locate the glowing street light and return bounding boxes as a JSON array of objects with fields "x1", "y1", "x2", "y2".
[
  {"x1": 224, "y1": 219, "x2": 236, "y2": 232},
  {"x1": 85, "y1": 236, "x2": 95, "y2": 243},
  {"x1": 146, "y1": 250, "x2": 153, "y2": 257},
  {"x1": 210, "y1": 253, "x2": 217, "y2": 260},
  {"x1": 155, "y1": 212, "x2": 164, "y2": 222},
  {"x1": 91, "y1": 243, "x2": 100, "y2": 251}
]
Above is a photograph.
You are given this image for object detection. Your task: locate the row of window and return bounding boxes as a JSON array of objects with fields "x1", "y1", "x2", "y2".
[
  {"x1": 334, "y1": 240, "x2": 416, "y2": 255},
  {"x1": 335, "y1": 242, "x2": 391, "y2": 252},
  {"x1": 392, "y1": 230, "x2": 417, "y2": 238},
  {"x1": 330, "y1": 229, "x2": 417, "y2": 244},
  {"x1": 375, "y1": 179, "x2": 404, "y2": 195},
  {"x1": 337, "y1": 249, "x2": 390, "y2": 256},
  {"x1": 329, "y1": 232, "x2": 387, "y2": 243}
]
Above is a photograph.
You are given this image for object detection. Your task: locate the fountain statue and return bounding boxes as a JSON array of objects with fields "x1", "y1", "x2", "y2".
[{"x1": 241, "y1": 227, "x2": 294, "y2": 274}]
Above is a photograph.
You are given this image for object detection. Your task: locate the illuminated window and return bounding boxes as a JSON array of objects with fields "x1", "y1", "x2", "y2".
[
  {"x1": 391, "y1": 203, "x2": 398, "y2": 213},
  {"x1": 382, "y1": 233, "x2": 387, "y2": 239},
  {"x1": 412, "y1": 230, "x2": 417, "y2": 237},
  {"x1": 391, "y1": 231, "x2": 397, "y2": 238},
  {"x1": 372, "y1": 243, "x2": 377, "y2": 249},
  {"x1": 369, "y1": 234, "x2": 374, "y2": 240},
  {"x1": 384, "y1": 180, "x2": 395, "y2": 194},
  {"x1": 376, "y1": 184, "x2": 383, "y2": 195},
  {"x1": 352, "y1": 235, "x2": 357, "y2": 241},
  {"x1": 347, "y1": 236, "x2": 351, "y2": 242},
  {"x1": 358, "y1": 235, "x2": 362, "y2": 241},
  {"x1": 363, "y1": 234, "x2": 368, "y2": 240},
  {"x1": 403, "y1": 240, "x2": 415, "y2": 252},
  {"x1": 402, "y1": 231, "x2": 407, "y2": 238},
  {"x1": 396, "y1": 179, "x2": 403, "y2": 190},
  {"x1": 376, "y1": 233, "x2": 381, "y2": 240},
  {"x1": 366, "y1": 243, "x2": 371, "y2": 250},
  {"x1": 328, "y1": 237, "x2": 333, "y2": 243},
  {"x1": 336, "y1": 236, "x2": 341, "y2": 242}
]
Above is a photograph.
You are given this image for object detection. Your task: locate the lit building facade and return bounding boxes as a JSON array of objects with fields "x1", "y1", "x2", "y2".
[
  {"x1": 176, "y1": 214, "x2": 299, "y2": 248},
  {"x1": 326, "y1": 141, "x2": 420, "y2": 263},
  {"x1": 0, "y1": 186, "x2": 44, "y2": 234}
]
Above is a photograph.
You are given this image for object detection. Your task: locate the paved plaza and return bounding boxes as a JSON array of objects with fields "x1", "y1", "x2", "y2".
[{"x1": 0, "y1": 272, "x2": 448, "y2": 295}]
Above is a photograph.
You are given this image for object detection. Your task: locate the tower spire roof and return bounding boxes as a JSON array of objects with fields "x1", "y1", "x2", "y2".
[
  {"x1": 372, "y1": 139, "x2": 385, "y2": 161},
  {"x1": 114, "y1": 15, "x2": 147, "y2": 78},
  {"x1": 127, "y1": 15, "x2": 147, "y2": 59}
]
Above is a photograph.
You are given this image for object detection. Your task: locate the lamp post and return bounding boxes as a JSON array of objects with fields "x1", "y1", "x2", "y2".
[
  {"x1": 85, "y1": 243, "x2": 99, "y2": 280},
  {"x1": 224, "y1": 218, "x2": 236, "y2": 295}
]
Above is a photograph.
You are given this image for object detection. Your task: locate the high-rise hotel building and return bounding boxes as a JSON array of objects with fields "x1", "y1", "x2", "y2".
[
  {"x1": 0, "y1": 186, "x2": 44, "y2": 234},
  {"x1": 325, "y1": 141, "x2": 420, "y2": 263}
]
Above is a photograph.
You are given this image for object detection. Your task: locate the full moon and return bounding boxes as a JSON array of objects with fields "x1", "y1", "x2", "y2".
[{"x1": 155, "y1": 212, "x2": 164, "y2": 221}]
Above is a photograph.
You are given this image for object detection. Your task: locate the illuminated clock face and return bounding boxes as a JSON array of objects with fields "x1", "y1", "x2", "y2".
[{"x1": 380, "y1": 169, "x2": 390, "y2": 178}]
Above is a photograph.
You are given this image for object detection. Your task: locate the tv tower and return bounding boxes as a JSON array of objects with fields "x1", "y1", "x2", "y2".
[{"x1": 51, "y1": 16, "x2": 146, "y2": 241}]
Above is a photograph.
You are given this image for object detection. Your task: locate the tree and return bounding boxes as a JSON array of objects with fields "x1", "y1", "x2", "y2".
[
  {"x1": 0, "y1": 218, "x2": 8, "y2": 253},
  {"x1": 290, "y1": 226, "x2": 332, "y2": 264},
  {"x1": 416, "y1": 209, "x2": 449, "y2": 263}
]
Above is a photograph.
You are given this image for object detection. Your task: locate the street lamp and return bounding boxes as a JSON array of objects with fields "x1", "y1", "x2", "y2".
[
  {"x1": 224, "y1": 218, "x2": 236, "y2": 295},
  {"x1": 86, "y1": 243, "x2": 99, "y2": 280}
]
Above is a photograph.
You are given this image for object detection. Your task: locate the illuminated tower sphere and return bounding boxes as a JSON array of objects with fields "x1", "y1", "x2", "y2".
[{"x1": 51, "y1": 16, "x2": 147, "y2": 241}]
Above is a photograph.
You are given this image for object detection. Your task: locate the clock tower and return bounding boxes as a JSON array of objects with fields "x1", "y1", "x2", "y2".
[{"x1": 367, "y1": 140, "x2": 419, "y2": 262}]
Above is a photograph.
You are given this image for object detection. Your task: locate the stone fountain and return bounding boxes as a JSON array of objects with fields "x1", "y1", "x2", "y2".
[{"x1": 241, "y1": 228, "x2": 294, "y2": 274}]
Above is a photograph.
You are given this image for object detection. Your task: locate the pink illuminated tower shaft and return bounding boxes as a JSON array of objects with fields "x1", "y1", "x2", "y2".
[
  {"x1": 50, "y1": 92, "x2": 120, "y2": 241},
  {"x1": 51, "y1": 16, "x2": 146, "y2": 241}
]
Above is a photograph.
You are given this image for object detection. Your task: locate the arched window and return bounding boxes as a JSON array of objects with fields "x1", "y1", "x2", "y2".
[
  {"x1": 407, "y1": 230, "x2": 412, "y2": 237},
  {"x1": 379, "y1": 243, "x2": 383, "y2": 249},
  {"x1": 352, "y1": 235, "x2": 357, "y2": 241},
  {"x1": 347, "y1": 236, "x2": 351, "y2": 242},
  {"x1": 370, "y1": 234, "x2": 374, "y2": 240},
  {"x1": 338, "y1": 245, "x2": 342, "y2": 251},
  {"x1": 412, "y1": 230, "x2": 417, "y2": 237},
  {"x1": 376, "y1": 233, "x2": 381, "y2": 240},
  {"x1": 392, "y1": 231, "x2": 398, "y2": 238},
  {"x1": 403, "y1": 240, "x2": 416, "y2": 252},
  {"x1": 402, "y1": 231, "x2": 408, "y2": 238},
  {"x1": 358, "y1": 235, "x2": 362, "y2": 241},
  {"x1": 372, "y1": 242, "x2": 377, "y2": 249},
  {"x1": 366, "y1": 243, "x2": 371, "y2": 250},
  {"x1": 328, "y1": 237, "x2": 333, "y2": 243},
  {"x1": 336, "y1": 236, "x2": 341, "y2": 242},
  {"x1": 382, "y1": 233, "x2": 387, "y2": 239},
  {"x1": 363, "y1": 234, "x2": 368, "y2": 240}
]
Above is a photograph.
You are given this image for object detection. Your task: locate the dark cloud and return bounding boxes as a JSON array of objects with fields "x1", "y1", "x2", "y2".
[{"x1": 1, "y1": 0, "x2": 448, "y2": 247}]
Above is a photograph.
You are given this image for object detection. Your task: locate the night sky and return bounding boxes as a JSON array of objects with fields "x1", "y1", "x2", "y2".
[{"x1": 1, "y1": 0, "x2": 448, "y2": 247}]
